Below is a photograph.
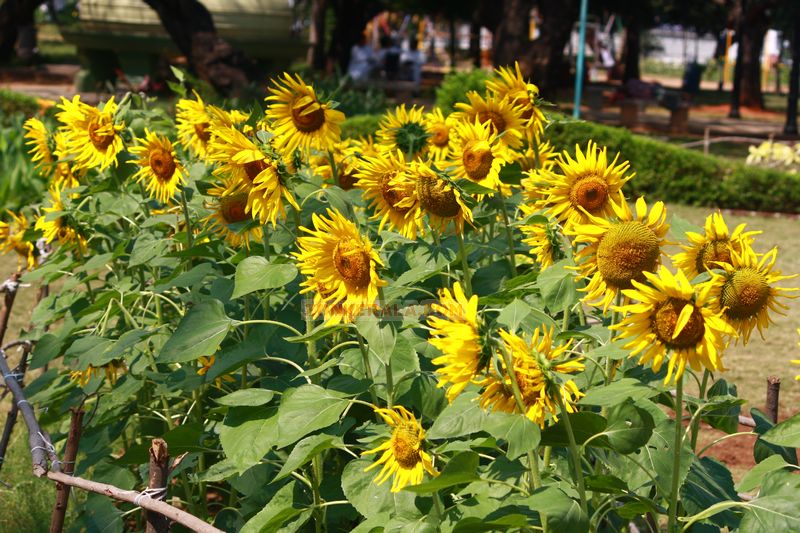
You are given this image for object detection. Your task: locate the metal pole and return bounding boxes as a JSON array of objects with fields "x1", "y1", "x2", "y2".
[{"x1": 573, "y1": 0, "x2": 589, "y2": 118}]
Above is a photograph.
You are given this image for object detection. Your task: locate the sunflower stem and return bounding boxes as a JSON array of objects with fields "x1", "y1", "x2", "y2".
[
  {"x1": 667, "y1": 375, "x2": 685, "y2": 533},
  {"x1": 555, "y1": 391, "x2": 588, "y2": 516},
  {"x1": 455, "y1": 231, "x2": 473, "y2": 296},
  {"x1": 356, "y1": 333, "x2": 381, "y2": 414},
  {"x1": 180, "y1": 188, "x2": 193, "y2": 251},
  {"x1": 498, "y1": 198, "x2": 518, "y2": 276},
  {"x1": 531, "y1": 136, "x2": 542, "y2": 170},
  {"x1": 561, "y1": 302, "x2": 571, "y2": 332},
  {"x1": 327, "y1": 150, "x2": 339, "y2": 188},
  {"x1": 690, "y1": 370, "x2": 710, "y2": 451}
]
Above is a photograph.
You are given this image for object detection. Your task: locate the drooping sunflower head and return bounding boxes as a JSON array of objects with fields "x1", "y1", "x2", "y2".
[
  {"x1": 672, "y1": 211, "x2": 761, "y2": 279},
  {"x1": 519, "y1": 204, "x2": 563, "y2": 271},
  {"x1": 448, "y1": 118, "x2": 511, "y2": 194},
  {"x1": 176, "y1": 91, "x2": 214, "y2": 159},
  {"x1": 129, "y1": 130, "x2": 186, "y2": 204},
  {"x1": 35, "y1": 184, "x2": 86, "y2": 250},
  {"x1": 355, "y1": 149, "x2": 420, "y2": 238},
  {"x1": 56, "y1": 95, "x2": 125, "y2": 171},
  {"x1": 707, "y1": 246, "x2": 798, "y2": 344},
  {"x1": 377, "y1": 104, "x2": 430, "y2": 160},
  {"x1": 517, "y1": 139, "x2": 556, "y2": 174},
  {"x1": 484, "y1": 62, "x2": 548, "y2": 141},
  {"x1": 452, "y1": 91, "x2": 524, "y2": 149},
  {"x1": 362, "y1": 405, "x2": 438, "y2": 492},
  {"x1": 265, "y1": 72, "x2": 345, "y2": 153},
  {"x1": 612, "y1": 266, "x2": 736, "y2": 383},
  {"x1": 0, "y1": 210, "x2": 36, "y2": 271},
  {"x1": 424, "y1": 107, "x2": 457, "y2": 161},
  {"x1": 478, "y1": 327, "x2": 583, "y2": 427},
  {"x1": 202, "y1": 179, "x2": 262, "y2": 249},
  {"x1": 569, "y1": 197, "x2": 670, "y2": 311},
  {"x1": 23, "y1": 117, "x2": 55, "y2": 176},
  {"x1": 401, "y1": 160, "x2": 473, "y2": 235},
  {"x1": 427, "y1": 282, "x2": 483, "y2": 402},
  {"x1": 293, "y1": 208, "x2": 385, "y2": 325}
]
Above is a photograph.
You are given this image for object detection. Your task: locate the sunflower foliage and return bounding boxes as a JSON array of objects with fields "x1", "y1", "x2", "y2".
[{"x1": 5, "y1": 64, "x2": 800, "y2": 533}]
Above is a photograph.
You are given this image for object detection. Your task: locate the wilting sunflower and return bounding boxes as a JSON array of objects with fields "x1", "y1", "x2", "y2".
[
  {"x1": 355, "y1": 149, "x2": 420, "y2": 238},
  {"x1": 519, "y1": 205, "x2": 563, "y2": 271},
  {"x1": 534, "y1": 141, "x2": 633, "y2": 228},
  {"x1": 376, "y1": 105, "x2": 430, "y2": 160},
  {"x1": 672, "y1": 211, "x2": 760, "y2": 280},
  {"x1": 313, "y1": 139, "x2": 361, "y2": 190},
  {"x1": 362, "y1": 406, "x2": 438, "y2": 492},
  {"x1": 707, "y1": 246, "x2": 797, "y2": 344},
  {"x1": 176, "y1": 92, "x2": 213, "y2": 159},
  {"x1": 0, "y1": 211, "x2": 36, "y2": 271},
  {"x1": 427, "y1": 282, "x2": 483, "y2": 402},
  {"x1": 23, "y1": 117, "x2": 55, "y2": 176},
  {"x1": 51, "y1": 132, "x2": 81, "y2": 190},
  {"x1": 452, "y1": 91, "x2": 524, "y2": 150},
  {"x1": 202, "y1": 180, "x2": 263, "y2": 249},
  {"x1": 612, "y1": 266, "x2": 735, "y2": 384},
  {"x1": 569, "y1": 197, "x2": 669, "y2": 312},
  {"x1": 478, "y1": 327, "x2": 584, "y2": 427},
  {"x1": 517, "y1": 139, "x2": 556, "y2": 174},
  {"x1": 56, "y1": 95, "x2": 124, "y2": 171},
  {"x1": 425, "y1": 107, "x2": 457, "y2": 161},
  {"x1": 265, "y1": 72, "x2": 345, "y2": 153},
  {"x1": 130, "y1": 130, "x2": 186, "y2": 204},
  {"x1": 397, "y1": 160, "x2": 473, "y2": 234},
  {"x1": 35, "y1": 184, "x2": 86, "y2": 250},
  {"x1": 294, "y1": 208, "x2": 385, "y2": 325},
  {"x1": 448, "y1": 118, "x2": 511, "y2": 194},
  {"x1": 484, "y1": 62, "x2": 547, "y2": 142}
]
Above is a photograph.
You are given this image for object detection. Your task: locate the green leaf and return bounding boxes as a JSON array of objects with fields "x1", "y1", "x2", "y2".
[
  {"x1": 525, "y1": 486, "x2": 589, "y2": 533},
  {"x1": 585, "y1": 474, "x2": 629, "y2": 494},
  {"x1": 482, "y1": 412, "x2": 541, "y2": 460},
  {"x1": 356, "y1": 315, "x2": 396, "y2": 365},
  {"x1": 752, "y1": 408, "x2": 798, "y2": 464},
  {"x1": 540, "y1": 412, "x2": 607, "y2": 447},
  {"x1": 535, "y1": 259, "x2": 577, "y2": 312},
  {"x1": 641, "y1": 419, "x2": 694, "y2": 498},
  {"x1": 737, "y1": 455, "x2": 791, "y2": 493},
  {"x1": 159, "y1": 299, "x2": 232, "y2": 363},
  {"x1": 231, "y1": 257, "x2": 298, "y2": 299},
  {"x1": 762, "y1": 411, "x2": 800, "y2": 447},
  {"x1": 341, "y1": 458, "x2": 417, "y2": 519},
  {"x1": 580, "y1": 378, "x2": 658, "y2": 407},
  {"x1": 427, "y1": 393, "x2": 489, "y2": 440},
  {"x1": 274, "y1": 434, "x2": 345, "y2": 482},
  {"x1": 404, "y1": 451, "x2": 480, "y2": 493},
  {"x1": 702, "y1": 379, "x2": 742, "y2": 435},
  {"x1": 215, "y1": 389, "x2": 275, "y2": 407},
  {"x1": 587, "y1": 340, "x2": 630, "y2": 361},
  {"x1": 129, "y1": 233, "x2": 170, "y2": 267},
  {"x1": 602, "y1": 402, "x2": 655, "y2": 454},
  {"x1": 29, "y1": 334, "x2": 62, "y2": 369},
  {"x1": 276, "y1": 385, "x2": 349, "y2": 448},
  {"x1": 681, "y1": 457, "x2": 740, "y2": 529},
  {"x1": 219, "y1": 407, "x2": 278, "y2": 472},
  {"x1": 739, "y1": 495, "x2": 800, "y2": 531},
  {"x1": 240, "y1": 481, "x2": 308, "y2": 533}
]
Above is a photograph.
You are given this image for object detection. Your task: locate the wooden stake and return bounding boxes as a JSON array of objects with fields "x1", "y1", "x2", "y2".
[
  {"x1": 146, "y1": 439, "x2": 170, "y2": 533},
  {"x1": 49, "y1": 408, "x2": 85, "y2": 533},
  {"x1": 766, "y1": 376, "x2": 781, "y2": 423}
]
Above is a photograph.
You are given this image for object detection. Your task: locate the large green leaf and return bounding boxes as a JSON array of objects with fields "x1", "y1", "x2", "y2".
[
  {"x1": 341, "y1": 458, "x2": 418, "y2": 519},
  {"x1": 525, "y1": 486, "x2": 588, "y2": 533},
  {"x1": 276, "y1": 385, "x2": 349, "y2": 448},
  {"x1": 602, "y1": 402, "x2": 654, "y2": 454},
  {"x1": 535, "y1": 259, "x2": 577, "y2": 313},
  {"x1": 159, "y1": 299, "x2": 232, "y2": 363},
  {"x1": 736, "y1": 455, "x2": 792, "y2": 493},
  {"x1": 640, "y1": 419, "x2": 694, "y2": 498},
  {"x1": 540, "y1": 412, "x2": 607, "y2": 447},
  {"x1": 762, "y1": 411, "x2": 800, "y2": 448},
  {"x1": 219, "y1": 407, "x2": 279, "y2": 472},
  {"x1": 240, "y1": 481, "x2": 310, "y2": 533},
  {"x1": 231, "y1": 257, "x2": 298, "y2": 299},
  {"x1": 681, "y1": 457, "x2": 740, "y2": 529},
  {"x1": 427, "y1": 393, "x2": 489, "y2": 440},
  {"x1": 356, "y1": 315, "x2": 396, "y2": 365},
  {"x1": 274, "y1": 434, "x2": 346, "y2": 482},
  {"x1": 752, "y1": 408, "x2": 798, "y2": 464},
  {"x1": 215, "y1": 389, "x2": 275, "y2": 407},
  {"x1": 579, "y1": 378, "x2": 657, "y2": 407},
  {"x1": 482, "y1": 411, "x2": 541, "y2": 460},
  {"x1": 404, "y1": 451, "x2": 480, "y2": 493},
  {"x1": 701, "y1": 379, "x2": 743, "y2": 435}
]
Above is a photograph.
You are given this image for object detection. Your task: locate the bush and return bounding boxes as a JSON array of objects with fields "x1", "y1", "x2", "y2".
[
  {"x1": 435, "y1": 69, "x2": 491, "y2": 114},
  {"x1": 341, "y1": 114, "x2": 382, "y2": 140},
  {"x1": 0, "y1": 89, "x2": 41, "y2": 125},
  {"x1": 0, "y1": 115, "x2": 47, "y2": 210}
]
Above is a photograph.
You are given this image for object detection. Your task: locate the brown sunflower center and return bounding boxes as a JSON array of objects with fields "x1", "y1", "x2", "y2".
[
  {"x1": 418, "y1": 175, "x2": 461, "y2": 218},
  {"x1": 149, "y1": 149, "x2": 177, "y2": 183},
  {"x1": 219, "y1": 194, "x2": 250, "y2": 224},
  {"x1": 596, "y1": 221, "x2": 660, "y2": 289},
  {"x1": 291, "y1": 100, "x2": 325, "y2": 133},
  {"x1": 339, "y1": 170, "x2": 358, "y2": 190},
  {"x1": 391, "y1": 422, "x2": 422, "y2": 468},
  {"x1": 333, "y1": 239, "x2": 372, "y2": 288},
  {"x1": 696, "y1": 239, "x2": 732, "y2": 273},
  {"x1": 477, "y1": 110, "x2": 506, "y2": 133},
  {"x1": 430, "y1": 124, "x2": 450, "y2": 147},
  {"x1": 244, "y1": 159, "x2": 268, "y2": 181},
  {"x1": 462, "y1": 141, "x2": 494, "y2": 181},
  {"x1": 569, "y1": 174, "x2": 608, "y2": 213},
  {"x1": 88, "y1": 119, "x2": 115, "y2": 150},
  {"x1": 380, "y1": 172, "x2": 410, "y2": 213},
  {"x1": 720, "y1": 268, "x2": 771, "y2": 320},
  {"x1": 652, "y1": 298, "x2": 705, "y2": 349},
  {"x1": 194, "y1": 122, "x2": 211, "y2": 143}
]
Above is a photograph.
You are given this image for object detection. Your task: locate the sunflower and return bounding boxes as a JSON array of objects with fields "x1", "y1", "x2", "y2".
[
  {"x1": 485, "y1": 62, "x2": 547, "y2": 142},
  {"x1": 452, "y1": 91, "x2": 524, "y2": 150},
  {"x1": 0, "y1": 211, "x2": 36, "y2": 271},
  {"x1": 672, "y1": 211, "x2": 760, "y2": 279},
  {"x1": 294, "y1": 208, "x2": 385, "y2": 325},
  {"x1": 355, "y1": 149, "x2": 420, "y2": 238},
  {"x1": 23, "y1": 117, "x2": 55, "y2": 176},
  {"x1": 176, "y1": 92, "x2": 213, "y2": 159},
  {"x1": 517, "y1": 139, "x2": 556, "y2": 174},
  {"x1": 197, "y1": 355, "x2": 236, "y2": 387},
  {"x1": 265, "y1": 72, "x2": 345, "y2": 153},
  {"x1": 533, "y1": 141, "x2": 633, "y2": 229},
  {"x1": 56, "y1": 95, "x2": 124, "y2": 171},
  {"x1": 427, "y1": 282, "x2": 483, "y2": 402},
  {"x1": 424, "y1": 107, "x2": 457, "y2": 161},
  {"x1": 35, "y1": 184, "x2": 86, "y2": 250},
  {"x1": 519, "y1": 205, "x2": 563, "y2": 271},
  {"x1": 448, "y1": 118, "x2": 512, "y2": 194},
  {"x1": 397, "y1": 160, "x2": 473, "y2": 235},
  {"x1": 129, "y1": 130, "x2": 186, "y2": 204},
  {"x1": 51, "y1": 132, "x2": 81, "y2": 190},
  {"x1": 477, "y1": 327, "x2": 584, "y2": 427},
  {"x1": 362, "y1": 406, "x2": 438, "y2": 492},
  {"x1": 313, "y1": 139, "x2": 361, "y2": 190},
  {"x1": 706, "y1": 247, "x2": 797, "y2": 344},
  {"x1": 202, "y1": 180, "x2": 263, "y2": 249},
  {"x1": 793, "y1": 329, "x2": 800, "y2": 382},
  {"x1": 376, "y1": 105, "x2": 430, "y2": 160},
  {"x1": 568, "y1": 197, "x2": 670, "y2": 312},
  {"x1": 611, "y1": 266, "x2": 735, "y2": 384}
]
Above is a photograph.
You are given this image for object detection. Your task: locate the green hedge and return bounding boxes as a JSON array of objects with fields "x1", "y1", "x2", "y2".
[
  {"x1": 0, "y1": 89, "x2": 40, "y2": 126},
  {"x1": 340, "y1": 113, "x2": 800, "y2": 213}
]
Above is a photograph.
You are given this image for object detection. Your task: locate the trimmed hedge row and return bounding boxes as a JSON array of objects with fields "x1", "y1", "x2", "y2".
[
  {"x1": 341, "y1": 113, "x2": 800, "y2": 214},
  {"x1": 0, "y1": 89, "x2": 41, "y2": 126}
]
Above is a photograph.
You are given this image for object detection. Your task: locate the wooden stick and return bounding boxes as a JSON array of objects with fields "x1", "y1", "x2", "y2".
[
  {"x1": 49, "y1": 408, "x2": 84, "y2": 533},
  {"x1": 766, "y1": 376, "x2": 781, "y2": 423},
  {"x1": 0, "y1": 273, "x2": 21, "y2": 347},
  {"x1": 146, "y1": 439, "x2": 170, "y2": 533},
  {"x1": 0, "y1": 343, "x2": 32, "y2": 476}
]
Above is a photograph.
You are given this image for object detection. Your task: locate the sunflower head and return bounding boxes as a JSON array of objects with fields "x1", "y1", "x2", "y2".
[
  {"x1": 376, "y1": 105, "x2": 430, "y2": 160},
  {"x1": 424, "y1": 107, "x2": 456, "y2": 161},
  {"x1": 130, "y1": 130, "x2": 186, "y2": 204},
  {"x1": 203, "y1": 180, "x2": 262, "y2": 249},
  {"x1": 452, "y1": 91, "x2": 524, "y2": 149},
  {"x1": 484, "y1": 62, "x2": 548, "y2": 140},
  {"x1": 0, "y1": 210, "x2": 36, "y2": 271},
  {"x1": 176, "y1": 92, "x2": 214, "y2": 159},
  {"x1": 519, "y1": 205, "x2": 563, "y2": 271},
  {"x1": 23, "y1": 117, "x2": 55, "y2": 176},
  {"x1": 56, "y1": 95, "x2": 125, "y2": 171},
  {"x1": 35, "y1": 184, "x2": 86, "y2": 250},
  {"x1": 404, "y1": 161, "x2": 474, "y2": 234},
  {"x1": 355, "y1": 150, "x2": 421, "y2": 238},
  {"x1": 449, "y1": 118, "x2": 511, "y2": 193}
]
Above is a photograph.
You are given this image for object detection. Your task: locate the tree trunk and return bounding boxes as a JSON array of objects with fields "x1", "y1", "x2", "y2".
[
  {"x1": 739, "y1": 23, "x2": 768, "y2": 108},
  {"x1": 142, "y1": 0, "x2": 250, "y2": 97},
  {"x1": 328, "y1": 0, "x2": 378, "y2": 74},
  {"x1": 469, "y1": 18, "x2": 481, "y2": 68},
  {"x1": 785, "y1": 16, "x2": 800, "y2": 135},
  {"x1": 308, "y1": 0, "x2": 328, "y2": 71},
  {"x1": 622, "y1": 19, "x2": 641, "y2": 83},
  {"x1": 0, "y1": 0, "x2": 46, "y2": 62}
]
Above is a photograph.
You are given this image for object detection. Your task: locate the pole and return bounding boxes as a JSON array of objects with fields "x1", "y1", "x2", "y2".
[{"x1": 572, "y1": 0, "x2": 589, "y2": 119}]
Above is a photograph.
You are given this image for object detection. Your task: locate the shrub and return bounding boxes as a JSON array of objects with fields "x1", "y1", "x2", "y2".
[
  {"x1": 435, "y1": 68, "x2": 491, "y2": 114},
  {"x1": 341, "y1": 114, "x2": 382, "y2": 139},
  {"x1": 0, "y1": 89, "x2": 41, "y2": 125}
]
